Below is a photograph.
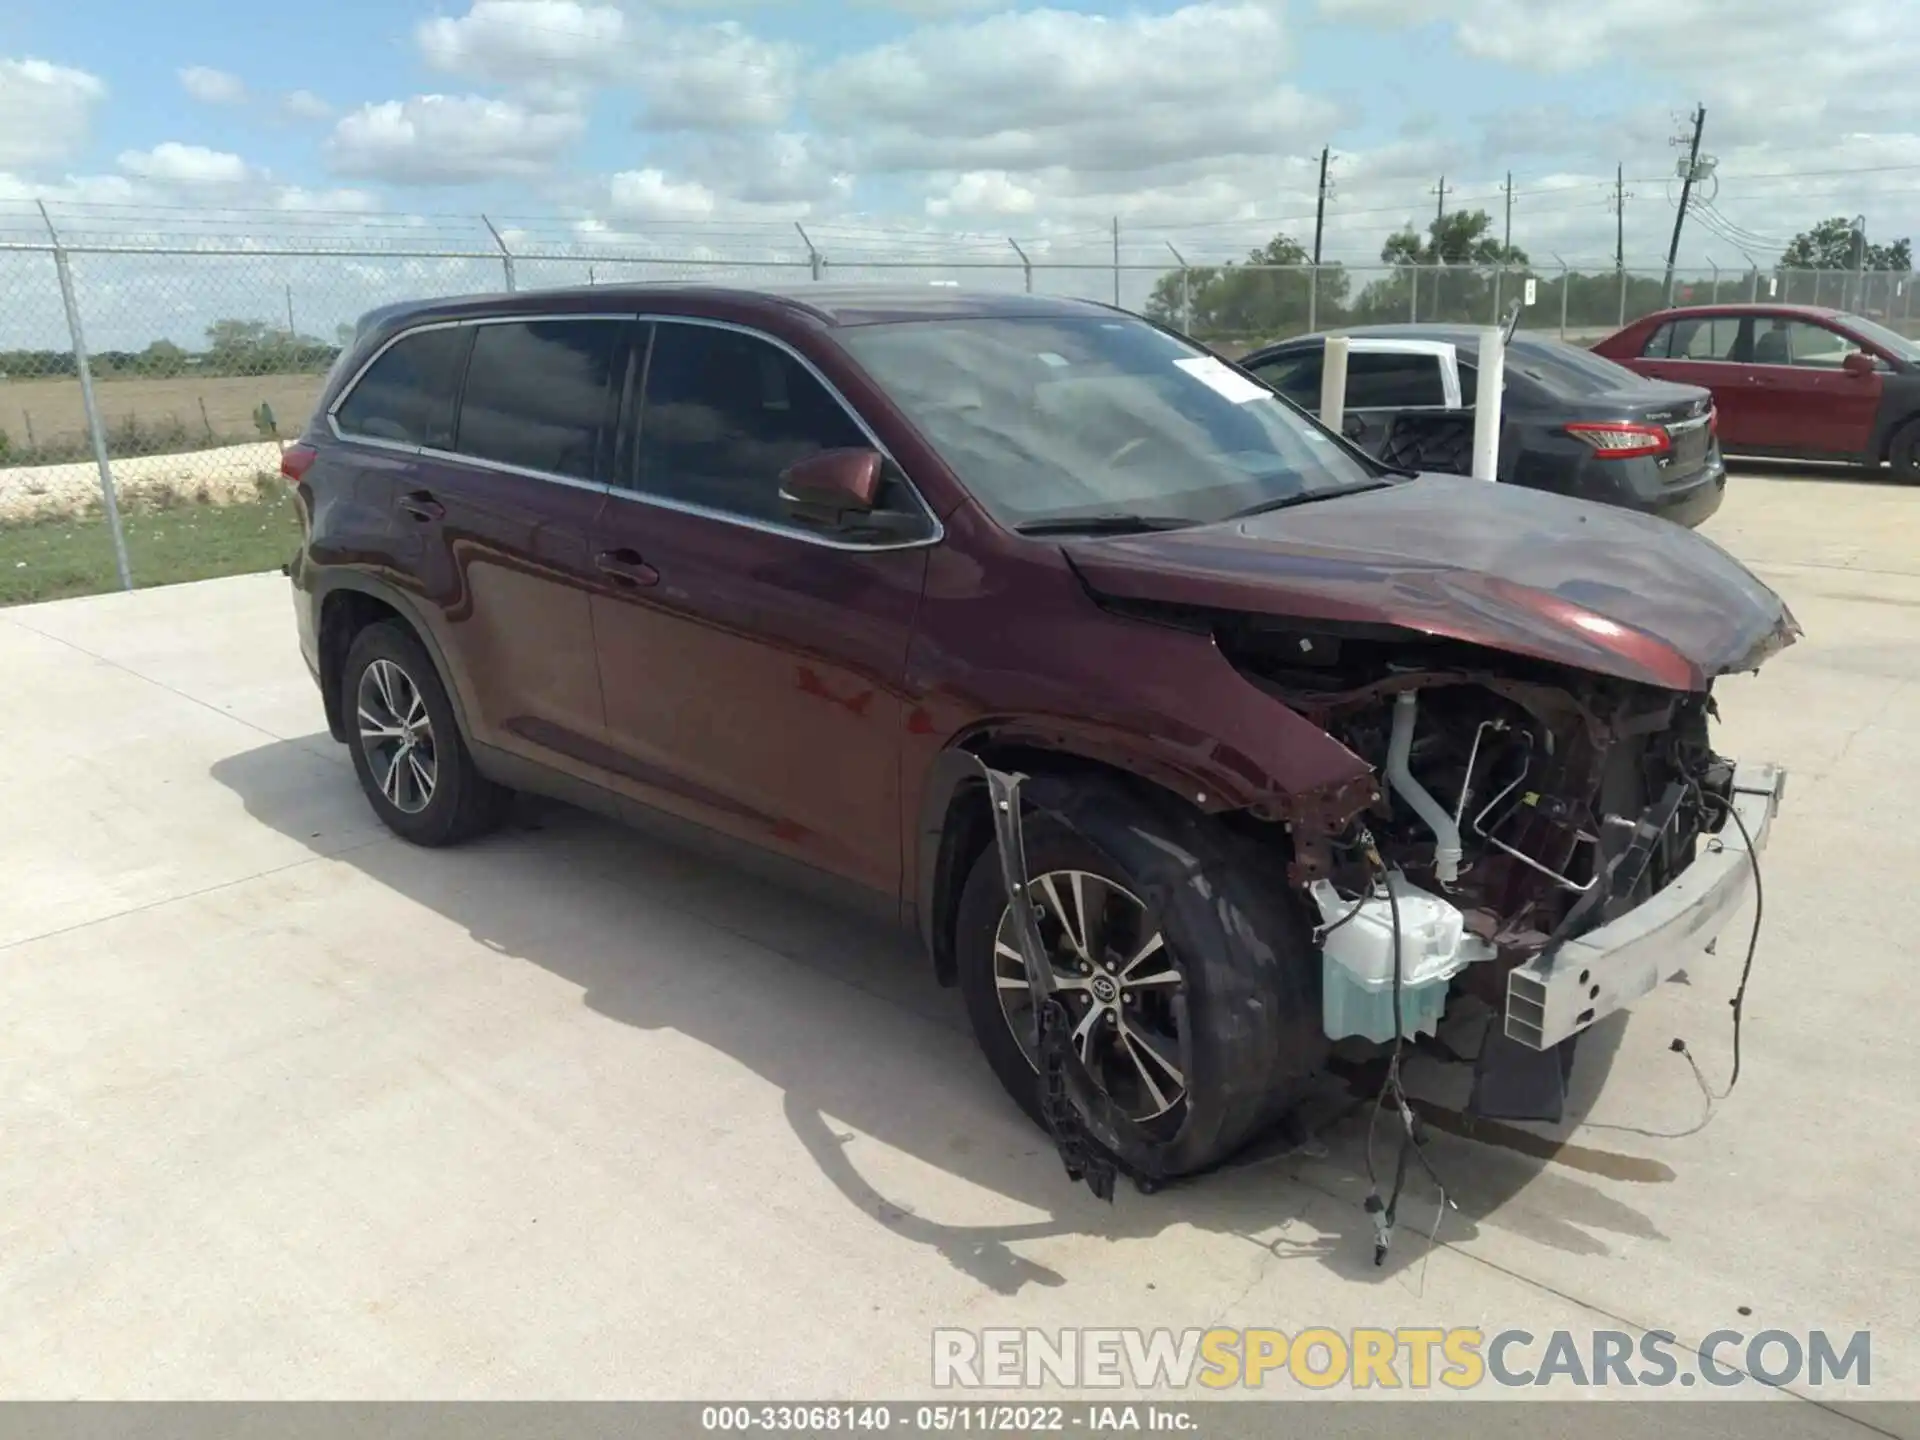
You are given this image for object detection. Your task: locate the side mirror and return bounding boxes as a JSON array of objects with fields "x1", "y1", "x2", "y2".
[
  {"x1": 1842, "y1": 350, "x2": 1878, "y2": 378},
  {"x1": 778, "y1": 447, "x2": 925, "y2": 539}
]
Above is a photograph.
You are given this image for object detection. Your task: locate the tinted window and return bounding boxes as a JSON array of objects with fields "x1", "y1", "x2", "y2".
[
  {"x1": 1640, "y1": 322, "x2": 1675, "y2": 358},
  {"x1": 334, "y1": 326, "x2": 468, "y2": 447},
  {"x1": 1502, "y1": 337, "x2": 1643, "y2": 396},
  {"x1": 1247, "y1": 350, "x2": 1321, "y2": 406},
  {"x1": 839, "y1": 314, "x2": 1386, "y2": 530},
  {"x1": 1835, "y1": 312, "x2": 1920, "y2": 363},
  {"x1": 1667, "y1": 316, "x2": 1742, "y2": 361},
  {"x1": 456, "y1": 319, "x2": 622, "y2": 481},
  {"x1": 1345, "y1": 351, "x2": 1446, "y2": 408},
  {"x1": 634, "y1": 322, "x2": 871, "y2": 523}
]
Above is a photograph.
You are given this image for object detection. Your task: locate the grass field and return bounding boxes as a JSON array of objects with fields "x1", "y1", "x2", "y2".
[
  {"x1": 0, "y1": 493, "x2": 303, "y2": 607},
  {"x1": 0, "y1": 373, "x2": 327, "y2": 460}
]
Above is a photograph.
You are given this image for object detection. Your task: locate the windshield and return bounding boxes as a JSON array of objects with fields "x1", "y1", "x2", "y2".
[
  {"x1": 1837, "y1": 313, "x2": 1920, "y2": 364},
  {"x1": 838, "y1": 314, "x2": 1388, "y2": 529}
]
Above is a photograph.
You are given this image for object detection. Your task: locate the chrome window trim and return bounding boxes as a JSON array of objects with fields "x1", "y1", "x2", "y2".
[
  {"x1": 324, "y1": 309, "x2": 944, "y2": 551},
  {"x1": 324, "y1": 312, "x2": 635, "y2": 459},
  {"x1": 608, "y1": 313, "x2": 945, "y2": 554}
]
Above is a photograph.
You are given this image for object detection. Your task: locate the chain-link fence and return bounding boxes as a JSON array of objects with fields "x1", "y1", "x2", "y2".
[{"x1": 2, "y1": 202, "x2": 1913, "y2": 605}]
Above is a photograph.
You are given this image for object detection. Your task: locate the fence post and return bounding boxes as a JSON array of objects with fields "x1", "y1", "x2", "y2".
[
  {"x1": 1617, "y1": 267, "x2": 1627, "y2": 328},
  {"x1": 1409, "y1": 265, "x2": 1419, "y2": 322},
  {"x1": 795, "y1": 223, "x2": 823, "y2": 281},
  {"x1": 1491, "y1": 262, "x2": 1502, "y2": 323},
  {"x1": 1111, "y1": 216, "x2": 1121, "y2": 308},
  {"x1": 1708, "y1": 257, "x2": 1720, "y2": 304},
  {"x1": 37, "y1": 202, "x2": 131, "y2": 592},
  {"x1": 1009, "y1": 238, "x2": 1033, "y2": 294},
  {"x1": 481, "y1": 214, "x2": 516, "y2": 291},
  {"x1": 1552, "y1": 255, "x2": 1569, "y2": 341},
  {"x1": 1307, "y1": 262, "x2": 1318, "y2": 334},
  {"x1": 1750, "y1": 267, "x2": 1760, "y2": 303}
]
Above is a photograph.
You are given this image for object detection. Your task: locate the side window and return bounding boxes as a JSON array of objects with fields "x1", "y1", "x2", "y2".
[
  {"x1": 455, "y1": 319, "x2": 623, "y2": 481},
  {"x1": 333, "y1": 326, "x2": 469, "y2": 447},
  {"x1": 1640, "y1": 322, "x2": 1675, "y2": 358},
  {"x1": 1344, "y1": 351, "x2": 1446, "y2": 408},
  {"x1": 1246, "y1": 350, "x2": 1322, "y2": 407},
  {"x1": 1670, "y1": 317, "x2": 1741, "y2": 361},
  {"x1": 1786, "y1": 321, "x2": 1861, "y2": 369},
  {"x1": 633, "y1": 322, "x2": 873, "y2": 525}
]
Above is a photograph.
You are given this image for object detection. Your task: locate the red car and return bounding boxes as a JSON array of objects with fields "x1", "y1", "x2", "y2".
[{"x1": 1594, "y1": 303, "x2": 1920, "y2": 476}]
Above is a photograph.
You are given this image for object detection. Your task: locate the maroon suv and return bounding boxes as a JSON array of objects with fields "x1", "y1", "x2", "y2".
[{"x1": 287, "y1": 284, "x2": 1795, "y2": 1180}]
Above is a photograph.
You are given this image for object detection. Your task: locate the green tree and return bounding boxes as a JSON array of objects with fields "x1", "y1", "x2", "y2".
[
  {"x1": 137, "y1": 339, "x2": 189, "y2": 378},
  {"x1": 1780, "y1": 217, "x2": 1911, "y2": 272},
  {"x1": 1145, "y1": 233, "x2": 1349, "y2": 347},
  {"x1": 1355, "y1": 210, "x2": 1532, "y2": 326}
]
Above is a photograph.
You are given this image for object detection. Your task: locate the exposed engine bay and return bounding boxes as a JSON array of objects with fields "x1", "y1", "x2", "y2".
[{"x1": 1219, "y1": 619, "x2": 1743, "y2": 1005}]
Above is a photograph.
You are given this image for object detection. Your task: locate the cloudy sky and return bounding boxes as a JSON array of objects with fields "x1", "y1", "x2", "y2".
[{"x1": 1, "y1": 0, "x2": 1918, "y2": 270}]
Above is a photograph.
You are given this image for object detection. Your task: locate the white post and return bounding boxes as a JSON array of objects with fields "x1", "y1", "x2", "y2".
[
  {"x1": 1319, "y1": 335, "x2": 1350, "y2": 434},
  {"x1": 1471, "y1": 326, "x2": 1505, "y2": 481}
]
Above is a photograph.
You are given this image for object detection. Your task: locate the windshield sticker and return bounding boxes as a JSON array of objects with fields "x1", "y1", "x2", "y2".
[{"x1": 1174, "y1": 355, "x2": 1269, "y2": 404}]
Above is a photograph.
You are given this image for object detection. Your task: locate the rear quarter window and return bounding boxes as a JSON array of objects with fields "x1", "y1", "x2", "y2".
[{"x1": 333, "y1": 325, "x2": 471, "y2": 448}]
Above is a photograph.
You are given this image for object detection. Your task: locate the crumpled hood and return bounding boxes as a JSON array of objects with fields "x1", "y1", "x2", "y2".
[{"x1": 1063, "y1": 474, "x2": 1800, "y2": 691}]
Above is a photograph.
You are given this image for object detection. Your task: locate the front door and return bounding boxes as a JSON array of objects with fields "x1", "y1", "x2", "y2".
[
  {"x1": 587, "y1": 318, "x2": 937, "y2": 895},
  {"x1": 417, "y1": 315, "x2": 626, "y2": 778},
  {"x1": 1741, "y1": 318, "x2": 1883, "y2": 457}
]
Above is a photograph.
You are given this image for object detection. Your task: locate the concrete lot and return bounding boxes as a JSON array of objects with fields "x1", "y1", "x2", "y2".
[{"x1": 2, "y1": 463, "x2": 1918, "y2": 1418}]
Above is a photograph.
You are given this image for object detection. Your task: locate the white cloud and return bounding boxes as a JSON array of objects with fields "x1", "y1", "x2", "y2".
[
  {"x1": 636, "y1": 22, "x2": 797, "y2": 131},
  {"x1": 417, "y1": 1, "x2": 797, "y2": 132},
  {"x1": 178, "y1": 65, "x2": 247, "y2": 105},
  {"x1": 325, "y1": 95, "x2": 587, "y2": 184},
  {"x1": 117, "y1": 143, "x2": 254, "y2": 188},
  {"x1": 274, "y1": 185, "x2": 381, "y2": 213},
  {"x1": 813, "y1": 4, "x2": 1333, "y2": 176},
  {"x1": 0, "y1": 57, "x2": 106, "y2": 168},
  {"x1": 927, "y1": 171, "x2": 1038, "y2": 218},
  {"x1": 283, "y1": 90, "x2": 333, "y2": 122},
  {"x1": 608, "y1": 168, "x2": 719, "y2": 221}
]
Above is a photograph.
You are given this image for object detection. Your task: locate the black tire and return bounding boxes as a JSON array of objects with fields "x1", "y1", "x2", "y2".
[
  {"x1": 1889, "y1": 418, "x2": 1920, "y2": 481},
  {"x1": 341, "y1": 620, "x2": 505, "y2": 847},
  {"x1": 954, "y1": 776, "x2": 1327, "y2": 1177}
]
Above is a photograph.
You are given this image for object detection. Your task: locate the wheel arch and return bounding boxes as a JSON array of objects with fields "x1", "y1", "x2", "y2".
[
  {"x1": 912, "y1": 724, "x2": 1252, "y2": 988},
  {"x1": 314, "y1": 575, "x2": 470, "y2": 746}
]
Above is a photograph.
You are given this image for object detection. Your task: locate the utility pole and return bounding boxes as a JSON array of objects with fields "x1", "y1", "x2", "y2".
[
  {"x1": 1432, "y1": 175, "x2": 1449, "y2": 231},
  {"x1": 1312, "y1": 146, "x2": 1331, "y2": 265},
  {"x1": 1608, "y1": 164, "x2": 1633, "y2": 327},
  {"x1": 1664, "y1": 104, "x2": 1707, "y2": 304}
]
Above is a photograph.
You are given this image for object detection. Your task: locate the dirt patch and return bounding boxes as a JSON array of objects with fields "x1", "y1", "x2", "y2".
[{"x1": 0, "y1": 373, "x2": 326, "y2": 455}]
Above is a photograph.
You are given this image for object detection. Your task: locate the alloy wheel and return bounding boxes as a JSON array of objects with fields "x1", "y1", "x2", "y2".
[
  {"x1": 356, "y1": 657, "x2": 437, "y2": 816},
  {"x1": 993, "y1": 869, "x2": 1187, "y2": 1122}
]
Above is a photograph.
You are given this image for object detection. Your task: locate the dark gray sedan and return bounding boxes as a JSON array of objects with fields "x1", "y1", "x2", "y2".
[{"x1": 1237, "y1": 325, "x2": 1729, "y2": 527}]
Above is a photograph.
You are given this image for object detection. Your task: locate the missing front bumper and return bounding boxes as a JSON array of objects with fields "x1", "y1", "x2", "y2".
[{"x1": 1503, "y1": 760, "x2": 1787, "y2": 1052}]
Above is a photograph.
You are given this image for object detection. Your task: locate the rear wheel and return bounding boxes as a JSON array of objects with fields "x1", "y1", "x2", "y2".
[
  {"x1": 953, "y1": 779, "x2": 1326, "y2": 1177},
  {"x1": 1889, "y1": 418, "x2": 1920, "y2": 481},
  {"x1": 341, "y1": 620, "x2": 505, "y2": 847}
]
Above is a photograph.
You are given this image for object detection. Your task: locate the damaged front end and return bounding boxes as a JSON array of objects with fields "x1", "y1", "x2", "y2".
[{"x1": 1220, "y1": 613, "x2": 1788, "y2": 1118}]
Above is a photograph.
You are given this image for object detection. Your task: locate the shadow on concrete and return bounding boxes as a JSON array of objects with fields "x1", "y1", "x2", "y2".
[{"x1": 213, "y1": 737, "x2": 1674, "y2": 1297}]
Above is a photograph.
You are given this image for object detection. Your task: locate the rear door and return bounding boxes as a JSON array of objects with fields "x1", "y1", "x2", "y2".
[
  {"x1": 1633, "y1": 313, "x2": 1758, "y2": 447},
  {"x1": 1742, "y1": 317, "x2": 1882, "y2": 457},
  {"x1": 587, "y1": 317, "x2": 938, "y2": 895},
  {"x1": 1240, "y1": 339, "x2": 1456, "y2": 456},
  {"x1": 416, "y1": 314, "x2": 626, "y2": 777}
]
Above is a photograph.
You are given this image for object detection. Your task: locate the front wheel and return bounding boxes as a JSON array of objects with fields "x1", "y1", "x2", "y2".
[
  {"x1": 953, "y1": 779, "x2": 1327, "y2": 1177},
  {"x1": 341, "y1": 620, "x2": 506, "y2": 847},
  {"x1": 1889, "y1": 418, "x2": 1920, "y2": 481}
]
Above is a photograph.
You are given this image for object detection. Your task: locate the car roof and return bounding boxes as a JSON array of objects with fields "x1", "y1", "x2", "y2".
[
  {"x1": 1639, "y1": 302, "x2": 1846, "y2": 321},
  {"x1": 354, "y1": 282, "x2": 1112, "y2": 335}
]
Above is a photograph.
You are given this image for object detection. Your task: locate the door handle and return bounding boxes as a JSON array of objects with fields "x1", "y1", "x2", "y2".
[
  {"x1": 398, "y1": 490, "x2": 444, "y2": 522},
  {"x1": 596, "y1": 548, "x2": 661, "y2": 587}
]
